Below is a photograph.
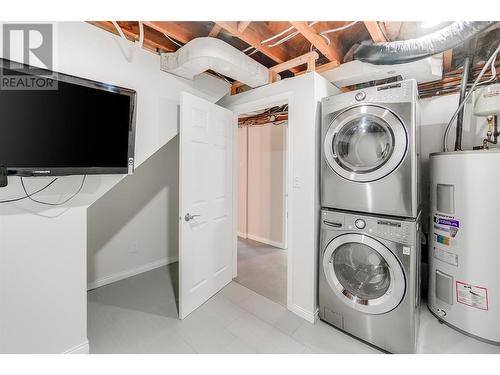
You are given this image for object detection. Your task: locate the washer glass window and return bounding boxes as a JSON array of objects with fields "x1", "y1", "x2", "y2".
[
  {"x1": 333, "y1": 242, "x2": 391, "y2": 300},
  {"x1": 333, "y1": 115, "x2": 394, "y2": 174},
  {"x1": 322, "y1": 233, "x2": 406, "y2": 314},
  {"x1": 324, "y1": 105, "x2": 408, "y2": 183}
]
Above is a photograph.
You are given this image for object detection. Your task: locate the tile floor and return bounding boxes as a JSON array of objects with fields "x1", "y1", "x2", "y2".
[
  {"x1": 235, "y1": 238, "x2": 287, "y2": 306},
  {"x1": 87, "y1": 263, "x2": 500, "y2": 354}
]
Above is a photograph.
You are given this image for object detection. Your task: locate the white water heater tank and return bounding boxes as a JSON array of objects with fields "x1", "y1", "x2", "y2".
[{"x1": 428, "y1": 150, "x2": 500, "y2": 344}]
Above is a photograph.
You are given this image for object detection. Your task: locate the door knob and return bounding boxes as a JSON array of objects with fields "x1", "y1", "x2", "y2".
[{"x1": 185, "y1": 213, "x2": 200, "y2": 222}]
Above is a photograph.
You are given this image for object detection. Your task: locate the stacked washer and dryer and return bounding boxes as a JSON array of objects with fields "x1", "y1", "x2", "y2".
[{"x1": 319, "y1": 79, "x2": 422, "y2": 353}]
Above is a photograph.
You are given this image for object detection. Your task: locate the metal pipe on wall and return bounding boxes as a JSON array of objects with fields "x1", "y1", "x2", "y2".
[{"x1": 455, "y1": 40, "x2": 473, "y2": 151}]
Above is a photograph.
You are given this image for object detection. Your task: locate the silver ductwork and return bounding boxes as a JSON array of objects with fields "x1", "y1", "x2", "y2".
[{"x1": 353, "y1": 21, "x2": 497, "y2": 65}]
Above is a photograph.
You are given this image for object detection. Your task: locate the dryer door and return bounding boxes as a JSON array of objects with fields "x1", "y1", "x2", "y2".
[
  {"x1": 324, "y1": 104, "x2": 407, "y2": 182},
  {"x1": 323, "y1": 233, "x2": 406, "y2": 314}
]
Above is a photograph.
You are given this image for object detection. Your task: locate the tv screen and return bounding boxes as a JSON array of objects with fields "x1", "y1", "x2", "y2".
[{"x1": 0, "y1": 58, "x2": 136, "y2": 176}]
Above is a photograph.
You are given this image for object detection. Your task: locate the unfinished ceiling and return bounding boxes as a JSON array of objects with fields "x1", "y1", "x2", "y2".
[{"x1": 90, "y1": 21, "x2": 499, "y2": 97}]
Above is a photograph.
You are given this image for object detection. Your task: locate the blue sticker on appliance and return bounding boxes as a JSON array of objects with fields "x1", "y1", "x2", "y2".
[{"x1": 434, "y1": 217, "x2": 460, "y2": 228}]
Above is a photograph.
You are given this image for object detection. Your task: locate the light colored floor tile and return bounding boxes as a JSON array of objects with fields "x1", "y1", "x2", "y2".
[
  {"x1": 88, "y1": 263, "x2": 500, "y2": 354},
  {"x1": 219, "y1": 280, "x2": 254, "y2": 304},
  {"x1": 292, "y1": 320, "x2": 381, "y2": 354},
  {"x1": 221, "y1": 337, "x2": 258, "y2": 354},
  {"x1": 235, "y1": 238, "x2": 287, "y2": 306},
  {"x1": 227, "y1": 313, "x2": 306, "y2": 354},
  {"x1": 417, "y1": 306, "x2": 500, "y2": 354},
  {"x1": 172, "y1": 308, "x2": 238, "y2": 354}
]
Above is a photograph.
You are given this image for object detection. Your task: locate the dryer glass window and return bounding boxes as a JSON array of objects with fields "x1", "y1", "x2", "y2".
[
  {"x1": 333, "y1": 115, "x2": 394, "y2": 174},
  {"x1": 333, "y1": 242, "x2": 391, "y2": 300}
]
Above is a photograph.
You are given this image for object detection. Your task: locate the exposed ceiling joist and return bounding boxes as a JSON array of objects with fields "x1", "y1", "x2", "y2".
[
  {"x1": 289, "y1": 21, "x2": 343, "y2": 65},
  {"x1": 88, "y1": 21, "x2": 178, "y2": 52},
  {"x1": 270, "y1": 51, "x2": 319, "y2": 75},
  {"x1": 208, "y1": 24, "x2": 222, "y2": 37},
  {"x1": 237, "y1": 21, "x2": 252, "y2": 33},
  {"x1": 296, "y1": 60, "x2": 340, "y2": 76},
  {"x1": 215, "y1": 21, "x2": 301, "y2": 73},
  {"x1": 443, "y1": 49, "x2": 453, "y2": 72},
  {"x1": 143, "y1": 21, "x2": 198, "y2": 44},
  {"x1": 363, "y1": 21, "x2": 387, "y2": 43}
]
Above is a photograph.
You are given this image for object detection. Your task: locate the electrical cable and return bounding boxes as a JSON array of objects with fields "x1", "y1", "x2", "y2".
[
  {"x1": 375, "y1": 21, "x2": 391, "y2": 42},
  {"x1": 261, "y1": 25, "x2": 296, "y2": 44},
  {"x1": 470, "y1": 57, "x2": 498, "y2": 87},
  {"x1": 318, "y1": 21, "x2": 358, "y2": 36},
  {"x1": 264, "y1": 21, "x2": 319, "y2": 48},
  {"x1": 0, "y1": 178, "x2": 58, "y2": 204},
  {"x1": 443, "y1": 41, "x2": 500, "y2": 152},
  {"x1": 20, "y1": 175, "x2": 87, "y2": 206},
  {"x1": 111, "y1": 21, "x2": 128, "y2": 40},
  {"x1": 138, "y1": 21, "x2": 144, "y2": 49}
]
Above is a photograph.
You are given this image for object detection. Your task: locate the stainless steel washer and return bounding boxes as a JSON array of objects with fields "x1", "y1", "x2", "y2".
[
  {"x1": 319, "y1": 209, "x2": 421, "y2": 353},
  {"x1": 321, "y1": 79, "x2": 421, "y2": 218}
]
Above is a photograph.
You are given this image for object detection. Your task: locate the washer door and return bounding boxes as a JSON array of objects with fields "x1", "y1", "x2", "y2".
[
  {"x1": 323, "y1": 233, "x2": 406, "y2": 314},
  {"x1": 324, "y1": 104, "x2": 407, "y2": 182}
]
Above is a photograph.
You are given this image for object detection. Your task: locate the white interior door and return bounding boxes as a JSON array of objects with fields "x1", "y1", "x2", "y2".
[{"x1": 179, "y1": 92, "x2": 234, "y2": 319}]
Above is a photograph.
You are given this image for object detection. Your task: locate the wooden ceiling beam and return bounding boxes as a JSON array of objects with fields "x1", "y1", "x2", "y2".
[
  {"x1": 443, "y1": 49, "x2": 453, "y2": 73},
  {"x1": 363, "y1": 21, "x2": 387, "y2": 43},
  {"x1": 289, "y1": 21, "x2": 343, "y2": 65},
  {"x1": 237, "y1": 21, "x2": 252, "y2": 33},
  {"x1": 294, "y1": 60, "x2": 340, "y2": 76},
  {"x1": 143, "y1": 21, "x2": 197, "y2": 44},
  {"x1": 215, "y1": 21, "x2": 297, "y2": 70},
  {"x1": 208, "y1": 24, "x2": 222, "y2": 37},
  {"x1": 88, "y1": 21, "x2": 177, "y2": 52},
  {"x1": 270, "y1": 51, "x2": 319, "y2": 76}
]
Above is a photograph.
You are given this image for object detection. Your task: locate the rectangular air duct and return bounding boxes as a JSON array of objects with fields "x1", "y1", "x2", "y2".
[{"x1": 160, "y1": 37, "x2": 270, "y2": 88}]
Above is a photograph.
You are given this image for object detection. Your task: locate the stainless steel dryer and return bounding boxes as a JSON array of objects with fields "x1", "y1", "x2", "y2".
[
  {"x1": 319, "y1": 209, "x2": 421, "y2": 353},
  {"x1": 321, "y1": 79, "x2": 420, "y2": 218}
]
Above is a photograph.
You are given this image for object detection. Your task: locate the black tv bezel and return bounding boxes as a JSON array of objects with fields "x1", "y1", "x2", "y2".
[{"x1": 0, "y1": 58, "x2": 137, "y2": 177}]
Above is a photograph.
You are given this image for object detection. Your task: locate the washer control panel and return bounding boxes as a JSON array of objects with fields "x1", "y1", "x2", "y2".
[{"x1": 321, "y1": 209, "x2": 416, "y2": 245}]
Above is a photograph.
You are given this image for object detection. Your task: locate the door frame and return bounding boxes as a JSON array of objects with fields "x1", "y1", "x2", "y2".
[
  {"x1": 229, "y1": 92, "x2": 293, "y2": 309},
  {"x1": 237, "y1": 118, "x2": 288, "y2": 250}
]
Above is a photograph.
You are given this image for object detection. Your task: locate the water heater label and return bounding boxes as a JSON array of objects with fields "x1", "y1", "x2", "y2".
[
  {"x1": 456, "y1": 281, "x2": 489, "y2": 310},
  {"x1": 434, "y1": 216, "x2": 460, "y2": 228},
  {"x1": 433, "y1": 246, "x2": 458, "y2": 266}
]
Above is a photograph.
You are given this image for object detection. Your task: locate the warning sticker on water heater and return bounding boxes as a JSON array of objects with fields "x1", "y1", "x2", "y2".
[{"x1": 456, "y1": 281, "x2": 489, "y2": 310}]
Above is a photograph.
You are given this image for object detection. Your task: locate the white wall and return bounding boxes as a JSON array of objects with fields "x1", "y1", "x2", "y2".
[
  {"x1": 238, "y1": 123, "x2": 287, "y2": 248},
  {"x1": 219, "y1": 73, "x2": 339, "y2": 322},
  {"x1": 87, "y1": 136, "x2": 179, "y2": 289},
  {"x1": 0, "y1": 22, "x2": 228, "y2": 353}
]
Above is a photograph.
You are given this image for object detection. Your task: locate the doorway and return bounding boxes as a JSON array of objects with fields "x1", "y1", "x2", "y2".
[{"x1": 235, "y1": 105, "x2": 288, "y2": 306}]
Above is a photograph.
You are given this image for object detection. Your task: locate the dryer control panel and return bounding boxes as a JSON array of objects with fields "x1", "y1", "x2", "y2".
[
  {"x1": 322, "y1": 78, "x2": 418, "y2": 114},
  {"x1": 321, "y1": 209, "x2": 416, "y2": 245}
]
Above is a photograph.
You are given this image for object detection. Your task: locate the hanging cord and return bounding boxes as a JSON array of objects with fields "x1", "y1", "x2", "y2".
[
  {"x1": 443, "y1": 42, "x2": 500, "y2": 152},
  {"x1": 0, "y1": 178, "x2": 58, "y2": 204},
  {"x1": 20, "y1": 175, "x2": 86, "y2": 206},
  {"x1": 111, "y1": 21, "x2": 134, "y2": 62},
  {"x1": 137, "y1": 21, "x2": 144, "y2": 49}
]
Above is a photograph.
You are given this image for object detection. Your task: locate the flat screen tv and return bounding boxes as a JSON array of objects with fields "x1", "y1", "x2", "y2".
[{"x1": 0, "y1": 58, "x2": 136, "y2": 177}]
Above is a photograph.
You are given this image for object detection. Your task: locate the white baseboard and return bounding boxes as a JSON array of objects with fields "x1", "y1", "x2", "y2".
[
  {"x1": 246, "y1": 234, "x2": 285, "y2": 249},
  {"x1": 64, "y1": 340, "x2": 89, "y2": 354},
  {"x1": 313, "y1": 307, "x2": 320, "y2": 323},
  {"x1": 87, "y1": 256, "x2": 178, "y2": 290},
  {"x1": 290, "y1": 304, "x2": 316, "y2": 324},
  {"x1": 237, "y1": 232, "x2": 247, "y2": 239}
]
